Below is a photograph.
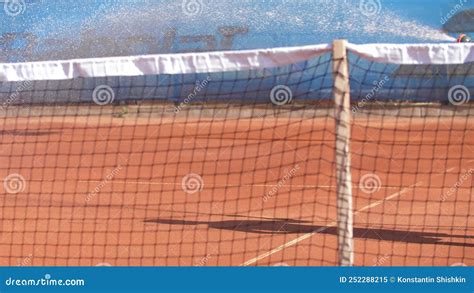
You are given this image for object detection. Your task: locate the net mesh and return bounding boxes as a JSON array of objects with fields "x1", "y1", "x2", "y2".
[
  {"x1": 0, "y1": 44, "x2": 473, "y2": 266},
  {"x1": 1, "y1": 52, "x2": 340, "y2": 266},
  {"x1": 347, "y1": 53, "x2": 474, "y2": 266}
]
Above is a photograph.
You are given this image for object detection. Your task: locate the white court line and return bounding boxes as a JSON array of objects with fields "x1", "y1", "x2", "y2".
[
  {"x1": 240, "y1": 159, "x2": 474, "y2": 266},
  {"x1": 240, "y1": 182, "x2": 423, "y2": 266}
]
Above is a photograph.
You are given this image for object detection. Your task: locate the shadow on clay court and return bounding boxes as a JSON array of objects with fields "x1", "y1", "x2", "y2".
[
  {"x1": 0, "y1": 130, "x2": 59, "y2": 136},
  {"x1": 144, "y1": 217, "x2": 474, "y2": 247}
]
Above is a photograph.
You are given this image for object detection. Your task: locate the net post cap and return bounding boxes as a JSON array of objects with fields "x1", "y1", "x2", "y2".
[{"x1": 333, "y1": 39, "x2": 348, "y2": 46}]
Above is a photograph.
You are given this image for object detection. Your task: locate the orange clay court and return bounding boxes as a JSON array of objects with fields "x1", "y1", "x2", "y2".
[{"x1": 0, "y1": 105, "x2": 473, "y2": 266}]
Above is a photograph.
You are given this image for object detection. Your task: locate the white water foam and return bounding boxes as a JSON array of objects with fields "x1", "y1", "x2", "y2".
[{"x1": 22, "y1": 0, "x2": 457, "y2": 60}]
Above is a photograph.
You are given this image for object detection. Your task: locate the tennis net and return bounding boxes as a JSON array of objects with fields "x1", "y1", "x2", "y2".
[{"x1": 0, "y1": 41, "x2": 472, "y2": 266}]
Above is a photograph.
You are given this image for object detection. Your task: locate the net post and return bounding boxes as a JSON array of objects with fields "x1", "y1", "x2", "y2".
[{"x1": 332, "y1": 39, "x2": 354, "y2": 266}]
